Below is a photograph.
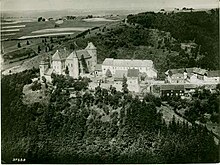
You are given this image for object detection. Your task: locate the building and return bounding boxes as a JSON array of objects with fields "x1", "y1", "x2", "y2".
[
  {"x1": 112, "y1": 69, "x2": 140, "y2": 93},
  {"x1": 204, "y1": 70, "x2": 220, "y2": 83},
  {"x1": 165, "y1": 68, "x2": 220, "y2": 84},
  {"x1": 40, "y1": 42, "x2": 97, "y2": 82},
  {"x1": 113, "y1": 70, "x2": 127, "y2": 91},
  {"x1": 160, "y1": 84, "x2": 185, "y2": 98},
  {"x1": 127, "y1": 69, "x2": 140, "y2": 93},
  {"x1": 102, "y1": 58, "x2": 157, "y2": 79},
  {"x1": 165, "y1": 67, "x2": 208, "y2": 84}
]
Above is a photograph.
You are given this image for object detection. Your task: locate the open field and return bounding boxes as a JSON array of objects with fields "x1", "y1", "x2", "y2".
[
  {"x1": 1, "y1": 29, "x2": 20, "y2": 32},
  {"x1": 158, "y1": 104, "x2": 192, "y2": 125},
  {"x1": 83, "y1": 18, "x2": 120, "y2": 22},
  {"x1": 2, "y1": 25, "x2": 26, "y2": 29},
  {"x1": 1, "y1": 33, "x2": 17, "y2": 36},
  {"x1": 32, "y1": 27, "x2": 90, "y2": 33},
  {"x1": 1, "y1": 22, "x2": 20, "y2": 25},
  {"x1": 19, "y1": 32, "x2": 75, "y2": 39}
]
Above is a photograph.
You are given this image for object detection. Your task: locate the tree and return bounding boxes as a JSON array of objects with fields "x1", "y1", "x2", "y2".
[
  {"x1": 38, "y1": 17, "x2": 43, "y2": 22},
  {"x1": 109, "y1": 51, "x2": 117, "y2": 58},
  {"x1": 122, "y1": 75, "x2": 128, "y2": 94},
  {"x1": 65, "y1": 66, "x2": 69, "y2": 75},
  {"x1": 17, "y1": 42, "x2": 21, "y2": 48},
  {"x1": 38, "y1": 46, "x2": 41, "y2": 53},
  {"x1": 50, "y1": 37, "x2": 53, "y2": 43},
  {"x1": 105, "y1": 69, "x2": 112, "y2": 77},
  {"x1": 42, "y1": 76, "x2": 46, "y2": 83},
  {"x1": 81, "y1": 55, "x2": 89, "y2": 73},
  {"x1": 70, "y1": 44, "x2": 75, "y2": 50}
]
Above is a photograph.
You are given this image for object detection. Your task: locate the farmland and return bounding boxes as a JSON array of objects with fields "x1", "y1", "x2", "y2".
[{"x1": 1, "y1": 16, "x2": 122, "y2": 72}]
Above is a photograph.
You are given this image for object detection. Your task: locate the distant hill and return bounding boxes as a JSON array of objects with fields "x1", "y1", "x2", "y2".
[{"x1": 127, "y1": 9, "x2": 219, "y2": 70}]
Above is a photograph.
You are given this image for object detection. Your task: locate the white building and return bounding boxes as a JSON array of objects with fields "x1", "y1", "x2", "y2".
[
  {"x1": 165, "y1": 68, "x2": 220, "y2": 84},
  {"x1": 102, "y1": 58, "x2": 157, "y2": 79}
]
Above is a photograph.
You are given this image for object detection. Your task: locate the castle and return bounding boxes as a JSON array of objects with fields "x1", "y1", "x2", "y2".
[{"x1": 40, "y1": 42, "x2": 97, "y2": 82}]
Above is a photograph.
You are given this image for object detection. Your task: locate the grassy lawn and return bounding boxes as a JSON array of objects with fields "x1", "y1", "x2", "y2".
[{"x1": 158, "y1": 104, "x2": 192, "y2": 125}]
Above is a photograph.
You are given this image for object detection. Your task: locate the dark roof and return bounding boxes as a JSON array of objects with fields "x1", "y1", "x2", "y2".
[
  {"x1": 127, "y1": 69, "x2": 139, "y2": 77},
  {"x1": 76, "y1": 50, "x2": 91, "y2": 59},
  {"x1": 207, "y1": 70, "x2": 220, "y2": 77},
  {"x1": 160, "y1": 84, "x2": 184, "y2": 91},
  {"x1": 114, "y1": 70, "x2": 127, "y2": 80},
  {"x1": 184, "y1": 84, "x2": 197, "y2": 89}
]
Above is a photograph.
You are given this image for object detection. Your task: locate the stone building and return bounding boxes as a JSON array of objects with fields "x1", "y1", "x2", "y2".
[
  {"x1": 102, "y1": 58, "x2": 157, "y2": 79},
  {"x1": 40, "y1": 42, "x2": 97, "y2": 82}
]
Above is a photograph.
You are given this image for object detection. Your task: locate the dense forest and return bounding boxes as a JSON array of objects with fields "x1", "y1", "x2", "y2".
[
  {"x1": 1, "y1": 69, "x2": 219, "y2": 163},
  {"x1": 127, "y1": 9, "x2": 219, "y2": 70}
]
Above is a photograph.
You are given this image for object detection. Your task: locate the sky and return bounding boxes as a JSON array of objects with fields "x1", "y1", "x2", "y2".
[{"x1": 1, "y1": 0, "x2": 219, "y2": 11}]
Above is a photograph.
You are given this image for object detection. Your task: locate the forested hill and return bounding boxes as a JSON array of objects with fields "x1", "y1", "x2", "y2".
[
  {"x1": 127, "y1": 9, "x2": 219, "y2": 70},
  {"x1": 1, "y1": 70, "x2": 219, "y2": 163}
]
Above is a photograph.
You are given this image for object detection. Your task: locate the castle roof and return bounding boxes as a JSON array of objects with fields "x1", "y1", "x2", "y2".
[
  {"x1": 85, "y1": 42, "x2": 96, "y2": 50},
  {"x1": 52, "y1": 50, "x2": 61, "y2": 60},
  {"x1": 103, "y1": 58, "x2": 153, "y2": 68},
  {"x1": 52, "y1": 43, "x2": 94, "y2": 61},
  {"x1": 66, "y1": 51, "x2": 78, "y2": 60}
]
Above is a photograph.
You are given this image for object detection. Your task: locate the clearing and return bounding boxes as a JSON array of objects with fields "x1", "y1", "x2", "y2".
[{"x1": 32, "y1": 27, "x2": 90, "y2": 33}]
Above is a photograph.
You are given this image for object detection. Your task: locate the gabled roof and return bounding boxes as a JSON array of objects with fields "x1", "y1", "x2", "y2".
[
  {"x1": 52, "y1": 50, "x2": 61, "y2": 60},
  {"x1": 85, "y1": 42, "x2": 96, "y2": 50},
  {"x1": 207, "y1": 70, "x2": 220, "y2": 77},
  {"x1": 66, "y1": 51, "x2": 77, "y2": 60},
  {"x1": 52, "y1": 49, "x2": 70, "y2": 60},
  {"x1": 127, "y1": 69, "x2": 139, "y2": 77}
]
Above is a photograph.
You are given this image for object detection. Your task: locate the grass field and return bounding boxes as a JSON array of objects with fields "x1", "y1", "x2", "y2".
[{"x1": 32, "y1": 27, "x2": 90, "y2": 33}]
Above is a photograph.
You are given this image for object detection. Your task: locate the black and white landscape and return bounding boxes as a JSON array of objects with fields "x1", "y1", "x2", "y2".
[{"x1": 1, "y1": 0, "x2": 219, "y2": 164}]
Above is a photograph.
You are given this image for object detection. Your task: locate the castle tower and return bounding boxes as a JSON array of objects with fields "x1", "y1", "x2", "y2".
[
  {"x1": 52, "y1": 50, "x2": 62, "y2": 74},
  {"x1": 39, "y1": 60, "x2": 49, "y2": 80},
  {"x1": 66, "y1": 51, "x2": 79, "y2": 79},
  {"x1": 85, "y1": 42, "x2": 97, "y2": 72}
]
